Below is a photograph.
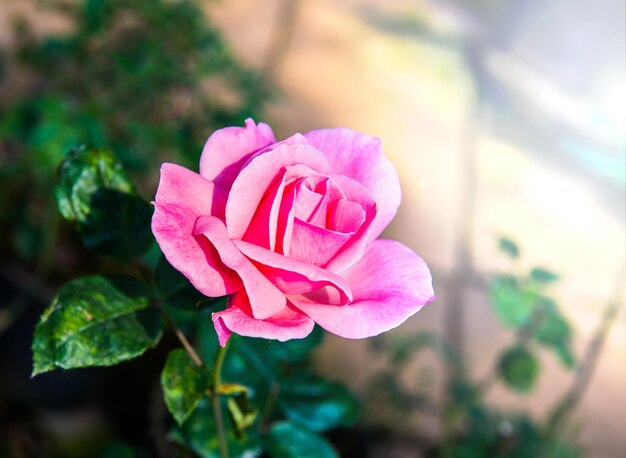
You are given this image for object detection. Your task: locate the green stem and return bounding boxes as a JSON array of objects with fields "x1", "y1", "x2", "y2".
[
  {"x1": 154, "y1": 300, "x2": 203, "y2": 367},
  {"x1": 212, "y1": 342, "x2": 230, "y2": 458}
]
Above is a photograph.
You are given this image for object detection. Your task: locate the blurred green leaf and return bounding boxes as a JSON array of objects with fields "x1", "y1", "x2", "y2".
[
  {"x1": 498, "y1": 237, "x2": 519, "y2": 258},
  {"x1": 497, "y1": 346, "x2": 539, "y2": 393},
  {"x1": 29, "y1": 98, "x2": 84, "y2": 173},
  {"x1": 55, "y1": 146, "x2": 153, "y2": 260},
  {"x1": 171, "y1": 397, "x2": 262, "y2": 458},
  {"x1": 278, "y1": 373, "x2": 358, "y2": 432},
  {"x1": 489, "y1": 275, "x2": 535, "y2": 329},
  {"x1": 265, "y1": 422, "x2": 338, "y2": 458},
  {"x1": 385, "y1": 331, "x2": 461, "y2": 369},
  {"x1": 32, "y1": 275, "x2": 162, "y2": 376},
  {"x1": 533, "y1": 302, "x2": 575, "y2": 368},
  {"x1": 529, "y1": 267, "x2": 559, "y2": 284},
  {"x1": 161, "y1": 349, "x2": 210, "y2": 425}
]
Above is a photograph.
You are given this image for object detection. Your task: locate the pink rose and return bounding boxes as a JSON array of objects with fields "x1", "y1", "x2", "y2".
[{"x1": 152, "y1": 119, "x2": 434, "y2": 346}]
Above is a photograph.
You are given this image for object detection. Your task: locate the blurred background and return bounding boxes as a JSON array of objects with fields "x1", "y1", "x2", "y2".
[{"x1": 0, "y1": 0, "x2": 624, "y2": 457}]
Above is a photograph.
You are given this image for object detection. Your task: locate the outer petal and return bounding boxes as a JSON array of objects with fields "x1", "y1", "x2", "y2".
[
  {"x1": 212, "y1": 291, "x2": 314, "y2": 347},
  {"x1": 292, "y1": 239, "x2": 434, "y2": 339},
  {"x1": 152, "y1": 164, "x2": 240, "y2": 296},
  {"x1": 155, "y1": 163, "x2": 228, "y2": 217},
  {"x1": 199, "y1": 118, "x2": 275, "y2": 190},
  {"x1": 193, "y1": 215, "x2": 286, "y2": 320},
  {"x1": 304, "y1": 128, "x2": 401, "y2": 239},
  {"x1": 234, "y1": 240, "x2": 352, "y2": 304},
  {"x1": 226, "y1": 142, "x2": 331, "y2": 239}
]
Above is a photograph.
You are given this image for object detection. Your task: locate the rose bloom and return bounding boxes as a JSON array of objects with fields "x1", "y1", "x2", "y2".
[{"x1": 152, "y1": 119, "x2": 434, "y2": 346}]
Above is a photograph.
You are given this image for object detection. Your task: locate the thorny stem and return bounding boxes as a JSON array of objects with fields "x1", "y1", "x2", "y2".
[
  {"x1": 155, "y1": 297, "x2": 230, "y2": 457},
  {"x1": 136, "y1": 260, "x2": 229, "y2": 455},
  {"x1": 212, "y1": 342, "x2": 230, "y2": 458},
  {"x1": 154, "y1": 300, "x2": 203, "y2": 367},
  {"x1": 135, "y1": 259, "x2": 203, "y2": 368}
]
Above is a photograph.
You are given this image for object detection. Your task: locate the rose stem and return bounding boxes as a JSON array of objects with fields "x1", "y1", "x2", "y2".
[
  {"x1": 154, "y1": 300, "x2": 203, "y2": 367},
  {"x1": 212, "y1": 341, "x2": 230, "y2": 458}
]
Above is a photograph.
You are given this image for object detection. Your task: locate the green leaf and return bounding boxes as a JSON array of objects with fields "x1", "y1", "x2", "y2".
[
  {"x1": 489, "y1": 275, "x2": 535, "y2": 329},
  {"x1": 265, "y1": 422, "x2": 338, "y2": 458},
  {"x1": 171, "y1": 397, "x2": 262, "y2": 458},
  {"x1": 533, "y1": 304, "x2": 575, "y2": 368},
  {"x1": 54, "y1": 146, "x2": 153, "y2": 260},
  {"x1": 278, "y1": 373, "x2": 358, "y2": 432},
  {"x1": 498, "y1": 237, "x2": 519, "y2": 258},
  {"x1": 55, "y1": 147, "x2": 134, "y2": 222},
  {"x1": 155, "y1": 256, "x2": 208, "y2": 310},
  {"x1": 227, "y1": 392, "x2": 259, "y2": 438},
  {"x1": 161, "y1": 349, "x2": 210, "y2": 425},
  {"x1": 497, "y1": 346, "x2": 539, "y2": 393},
  {"x1": 32, "y1": 275, "x2": 163, "y2": 376},
  {"x1": 529, "y1": 267, "x2": 559, "y2": 284}
]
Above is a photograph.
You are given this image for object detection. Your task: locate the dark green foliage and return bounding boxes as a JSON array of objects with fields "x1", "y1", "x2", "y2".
[
  {"x1": 278, "y1": 372, "x2": 358, "y2": 432},
  {"x1": 169, "y1": 310, "x2": 356, "y2": 454},
  {"x1": 155, "y1": 255, "x2": 209, "y2": 309},
  {"x1": 171, "y1": 398, "x2": 263, "y2": 458},
  {"x1": 55, "y1": 146, "x2": 153, "y2": 260},
  {"x1": 7, "y1": 0, "x2": 268, "y2": 169},
  {"x1": 497, "y1": 345, "x2": 539, "y2": 393},
  {"x1": 227, "y1": 392, "x2": 259, "y2": 438},
  {"x1": 265, "y1": 422, "x2": 339, "y2": 458},
  {"x1": 161, "y1": 349, "x2": 210, "y2": 425},
  {"x1": 0, "y1": 0, "x2": 268, "y2": 268},
  {"x1": 32, "y1": 275, "x2": 162, "y2": 375}
]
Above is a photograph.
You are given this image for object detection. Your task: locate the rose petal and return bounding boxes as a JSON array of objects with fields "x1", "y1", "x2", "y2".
[
  {"x1": 193, "y1": 215, "x2": 286, "y2": 320},
  {"x1": 242, "y1": 171, "x2": 286, "y2": 250},
  {"x1": 226, "y1": 142, "x2": 331, "y2": 239},
  {"x1": 155, "y1": 163, "x2": 228, "y2": 217},
  {"x1": 289, "y1": 218, "x2": 352, "y2": 266},
  {"x1": 322, "y1": 174, "x2": 377, "y2": 272},
  {"x1": 292, "y1": 239, "x2": 435, "y2": 339},
  {"x1": 304, "y1": 128, "x2": 401, "y2": 239},
  {"x1": 212, "y1": 291, "x2": 314, "y2": 347},
  {"x1": 328, "y1": 199, "x2": 366, "y2": 233},
  {"x1": 276, "y1": 181, "x2": 296, "y2": 255},
  {"x1": 152, "y1": 164, "x2": 239, "y2": 296},
  {"x1": 293, "y1": 180, "x2": 325, "y2": 222},
  {"x1": 152, "y1": 203, "x2": 241, "y2": 297},
  {"x1": 243, "y1": 164, "x2": 318, "y2": 253},
  {"x1": 234, "y1": 240, "x2": 352, "y2": 303},
  {"x1": 199, "y1": 118, "x2": 275, "y2": 190}
]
